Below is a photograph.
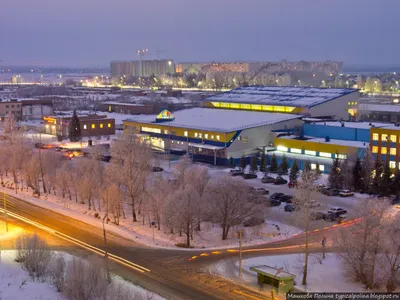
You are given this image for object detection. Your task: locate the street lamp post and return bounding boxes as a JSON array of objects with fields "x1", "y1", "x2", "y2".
[{"x1": 102, "y1": 213, "x2": 111, "y2": 282}]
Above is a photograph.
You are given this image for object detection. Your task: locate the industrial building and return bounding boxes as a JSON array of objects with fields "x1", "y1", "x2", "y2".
[
  {"x1": 203, "y1": 86, "x2": 360, "y2": 120},
  {"x1": 123, "y1": 86, "x2": 360, "y2": 166}
]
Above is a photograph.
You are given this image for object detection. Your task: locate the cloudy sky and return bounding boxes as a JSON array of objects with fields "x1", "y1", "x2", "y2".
[{"x1": 0, "y1": 0, "x2": 398, "y2": 67}]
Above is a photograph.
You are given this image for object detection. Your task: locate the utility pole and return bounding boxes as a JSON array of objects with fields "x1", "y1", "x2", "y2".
[
  {"x1": 3, "y1": 191, "x2": 8, "y2": 232},
  {"x1": 239, "y1": 229, "x2": 242, "y2": 277},
  {"x1": 102, "y1": 213, "x2": 111, "y2": 283}
]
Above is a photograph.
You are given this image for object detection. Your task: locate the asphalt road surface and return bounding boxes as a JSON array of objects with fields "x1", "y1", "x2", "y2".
[{"x1": 0, "y1": 193, "x2": 346, "y2": 300}]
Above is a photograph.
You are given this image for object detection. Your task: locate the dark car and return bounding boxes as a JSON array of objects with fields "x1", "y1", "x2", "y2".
[
  {"x1": 230, "y1": 170, "x2": 244, "y2": 177},
  {"x1": 326, "y1": 189, "x2": 340, "y2": 196},
  {"x1": 268, "y1": 199, "x2": 281, "y2": 207},
  {"x1": 243, "y1": 173, "x2": 258, "y2": 179},
  {"x1": 278, "y1": 194, "x2": 293, "y2": 202},
  {"x1": 310, "y1": 211, "x2": 325, "y2": 220},
  {"x1": 284, "y1": 204, "x2": 298, "y2": 212},
  {"x1": 152, "y1": 166, "x2": 164, "y2": 172},
  {"x1": 261, "y1": 175, "x2": 275, "y2": 184},
  {"x1": 270, "y1": 192, "x2": 284, "y2": 200},
  {"x1": 274, "y1": 176, "x2": 288, "y2": 185},
  {"x1": 323, "y1": 212, "x2": 338, "y2": 222}
]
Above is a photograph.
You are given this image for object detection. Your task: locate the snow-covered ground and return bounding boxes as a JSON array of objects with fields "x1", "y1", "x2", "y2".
[
  {"x1": 0, "y1": 250, "x2": 164, "y2": 300},
  {"x1": 210, "y1": 254, "x2": 367, "y2": 294},
  {"x1": 0, "y1": 250, "x2": 66, "y2": 300}
]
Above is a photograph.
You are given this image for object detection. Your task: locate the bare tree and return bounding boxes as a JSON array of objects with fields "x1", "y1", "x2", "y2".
[
  {"x1": 361, "y1": 149, "x2": 374, "y2": 193},
  {"x1": 110, "y1": 134, "x2": 152, "y2": 222},
  {"x1": 64, "y1": 256, "x2": 109, "y2": 300},
  {"x1": 208, "y1": 176, "x2": 260, "y2": 240},
  {"x1": 49, "y1": 255, "x2": 66, "y2": 292},
  {"x1": 294, "y1": 168, "x2": 320, "y2": 286},
  {"x1": 15, "y1": 233, "x2": 54, "y2": 281},
  {"x1": 335, "y1": 199, "x2": 391, "y2": 289}
]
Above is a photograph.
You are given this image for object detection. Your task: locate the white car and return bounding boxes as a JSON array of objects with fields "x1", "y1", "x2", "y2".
[
  {"x1": 339, "y1": 190, "x2": 354, "y2": 197},
  {"x1": 250, "y1": 187, "x2": 269, "y2": 195}
]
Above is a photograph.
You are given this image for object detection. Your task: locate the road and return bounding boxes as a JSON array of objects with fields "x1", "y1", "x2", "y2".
[{"x1": 0, "y1": 193, "x2": 342, "y2": 300}]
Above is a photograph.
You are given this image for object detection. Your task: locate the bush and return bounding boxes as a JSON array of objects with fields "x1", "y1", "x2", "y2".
[
  {"x1": 175, "y1": 243, "x2": 194, "y2": 248},
  {"x1": 15, "y1": 233, "x2": 54, "y2": 281},
  {"x1": 64, "y1": 256, "x2": 109, "y2": 300},
  {"x1": 243, "y1": 216, "x2": 264, "y2": 227},
  {"x1": 49, "y1": 255, "x2": 66, "y2": 292}
]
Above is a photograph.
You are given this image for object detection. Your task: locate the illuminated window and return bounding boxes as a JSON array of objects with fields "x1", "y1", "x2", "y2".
[
  {"x1": 184, "y1": 131, "x2": 188, "y2": 137},
  {"x1": 198, "y1": 133, "x2": 202, "y2": 139},
  {"x1": 108, "y1": 105, "x2": 112, "y2": 112},
  {"x1": 194, "y1": 133, "x2": 198, "y2": 137},
  {"x1": 204, "y1": 134, "x2": 209, "y2": 139},
  {"x1": 390, "y1": 148, "x2": 397, "y2": 156},
  {"x1": 319, "y1": 165, "x2": 325, "y2": 171},
  {"x1": 108, "y1": 123, "x2": 111, "y2": 128},
  {"x1": 390, "y1": 135, "x2": 397, "y2": 143},
  {"x1": 142, "y1": 127, "x2": 161, "y2": 134},
  {"x1": 390, "y1": 161, "x2": 397, "y2": 169},
  {"x1": 304, "y1": 150, "x2": 316, "y2": 156},
  {"x1": 372, "y1": 146, "x2": 378, "y2": 153},
  {"x1": 348, "y1": 102, "x2": 351, "y2": 106},
  {"x1": 91, "y1": 124, "x2": 95, "y2": 129},
  {"x1": 290, "y1": 148, "x2": 302, "y2": 154},
  {"x1": 100, "y1": 124, "x2": 103, "y2": 128},
  {"x1": 372, "y1": 133, "x2": 379, "y2": 141},
  {"x1": 335, "y1": 154, "x2": 347, "y2": 159},
  {"x1": 319, "y1": 152, "x2": 331, "y2": 158},
  {"x1": 83, "y1": 125, "x2": 87, "y2": 130},
  {"x1": 381, "y1": 148, "x2": 387, "y2": 154},
  {"x1": 211, "y1": 135, "x2": 214, "y2": 139},
  {"x1": 216, "y1": 135, "x2": 220, "y2": 141},
  {"x1": 355, "y1": 102, "x2": 358, "y2": 105},
  {"x1": 277, "y1": 146, "x2": 288, "y2": 152},
  {"x1": 311, "y1": 163, "x2": 317, "y2": 170},
  {"x1": 382, "y1": 134, "x2": 388, "y2": 141}
]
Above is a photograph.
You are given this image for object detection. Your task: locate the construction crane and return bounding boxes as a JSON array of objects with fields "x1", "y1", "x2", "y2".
[{"x1": 239, "y1": 62, "x2": 273, "y2": 87}]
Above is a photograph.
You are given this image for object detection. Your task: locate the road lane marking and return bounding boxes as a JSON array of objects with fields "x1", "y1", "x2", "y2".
[
  {"x1": 1, "y1": 208, "x2": 150, "y2": 273},
  {"x1": 233, "y1": 289, "x2": 262, "y2": 300}
]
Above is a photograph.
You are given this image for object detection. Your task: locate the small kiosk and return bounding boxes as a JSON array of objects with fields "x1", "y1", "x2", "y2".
[{"x1": 250, "y1": 265, "x2": 296, "y2": 294}]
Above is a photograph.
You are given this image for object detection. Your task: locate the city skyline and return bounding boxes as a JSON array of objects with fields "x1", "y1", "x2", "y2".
[{"x1": 1, "y1": 0, "x2": 399, "y2": 67}]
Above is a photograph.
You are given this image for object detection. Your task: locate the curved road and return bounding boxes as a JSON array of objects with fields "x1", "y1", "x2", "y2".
[{"x1": 0, "y1": 193, "x2": 347, "y2": 300}]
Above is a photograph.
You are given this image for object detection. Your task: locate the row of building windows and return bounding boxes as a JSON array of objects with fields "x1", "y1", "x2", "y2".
[
  {"x1": 347, "y1": 102, "x2": 358, "y2": 106},
  {"x1": 188, "y1": 131, "x2": 221, "y2": 141},
  {"x1": 372, "y1": 146, "x2": 397, "y2": 155},
  {"x1": 276, "y1": 146, "x2": 347, "y2": 159},
  {"x1": 83, "y1": 123, "x2": 112, "y2": 130},
  {"x1": 372, "y1": 133, "x2": 397, "y2": 143}
]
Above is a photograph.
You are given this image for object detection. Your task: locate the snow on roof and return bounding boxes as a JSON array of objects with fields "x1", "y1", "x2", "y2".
[
  {"x1": 321, "y1": 121, "x2": 394, "y2": 130},
  {"x1": 278, "y1": 135, "x2": 369, "y2": 148},
  {"x1": 359, "y1": 103, "x2": 400, "y2": 113},
  {"x1": 205, "y1": 86, "x2": 358, "y2": 108},
  {"x1": 124, "y1": 108, "x2": 302, "y2": 132},
  {"x1": 101, "y1": 101, "x2": 144, "y2": 106}
]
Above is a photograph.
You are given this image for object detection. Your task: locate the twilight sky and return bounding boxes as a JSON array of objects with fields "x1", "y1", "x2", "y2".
[{"x1": 0, "y1": 0, "x2": 398, "y2": 67}]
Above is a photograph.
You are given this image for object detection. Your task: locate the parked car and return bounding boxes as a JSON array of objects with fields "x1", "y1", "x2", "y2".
[
  {"x1": 230, "y1": 170, "x2": 244, "y2": 177},
  {"x1": 270, "y1": 192, "x2": 284, "y2": 200},
  {"x1": 278, "y1": 194, "x2": 293, "y2": 202},
  {"x1": 323, "y1": 212, "x2": 339, "y2": 222},
  {"x1": 284, "y1": 204, "x2": 298, "y2": 212},
  {"x1": 288, "y1": 181, "x2": 297, "y2": 188},
  {"x1": 339, "y1": 190, "x2": 354, "y2": 197},
  {"x1": 326, "y1": 188, "x2": 340, "y2": 196},
  {"x1": 152, "y1": 166, "x2": 164, "y2": 172},
  {"x1": 229, "y1": 168, "x2": 241, "y2": 174},
  {"x1": 328, "y1": 207, "x2": 347, "y2": 215},
  {"x1": 309, "y1": 211, "x2": 325, "y2": 220},
  {"x1": 243, "y1": 173, "x2": 258, "y2": 179},
  {"x1": 274, "y1": 176, "x2": 287, "y2": 185},
  {"x1": 268, "y1": 199, "x2": 281, "y2": 207},
  {"x1": 337, "y1": 216, "x2": 347, "y2": 224},
  {"x1": 250, "y1": 187, "x2": 269, "y2": 195},
  {"x1": 261, "y1": 175, "x2": 275, "y2": 184}
]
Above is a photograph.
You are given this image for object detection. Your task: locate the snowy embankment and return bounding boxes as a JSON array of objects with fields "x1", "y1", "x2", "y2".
[
  {"x1": 0, "y1": 250, "x2": 164, "y2": 300},
  {"x1": 210, "y1": 254, "x2": 367, "y2": 293},
  {"x1": 3, "y1": 181, "x2": 301, "y2": 250}
]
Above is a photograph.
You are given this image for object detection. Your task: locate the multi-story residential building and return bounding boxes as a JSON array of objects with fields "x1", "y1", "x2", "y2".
[
  {"x1": 111, "y1": 60, "x2": 175, "y2": 78},
  {"x1": 110, "y1": 61, "x2": 136, "y2": 77},
  {"x1": 0, "y1": 100, "x2": 22, "y2": 119},
  {"x1": 370, "y1": 124, "x2": 400, "y2": 169},
  {"x1": 21, "y1": 99, "x2": 53, "y2": 120}
]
